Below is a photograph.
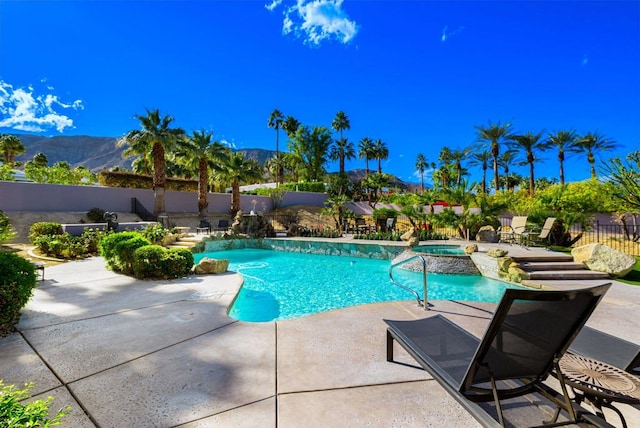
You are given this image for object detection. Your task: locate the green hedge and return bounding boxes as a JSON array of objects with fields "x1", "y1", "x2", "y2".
[
  {"x1": 279, "y1": 182, "x2": 326, "y2": 193},
  {"x1": 29, "y1": 222, "x2": 63, "y2": 244},
  {"x1": 133, "y1": 245, "x2": 194, "y2": 279},
  {"x1": 98, "y1": 170, "x2": 198, "y2": 191},
  {"x1": 99, "y1": 232, "x2": 151, "y2": 274},
  {"x1": 0, "y1": 252, "x2": 37, "y2": 336}
]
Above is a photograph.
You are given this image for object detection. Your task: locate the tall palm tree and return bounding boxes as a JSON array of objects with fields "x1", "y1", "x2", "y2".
[
  {"x1": 450, "y1": 146, "x2": 472, "y2": 186},
  {"x1": 498, "y1": 149, "x2": 518, "y2": 191},
  {"x1": 475, "y1": 121, "x2": 513, "y2": 193},
  {"x1": 358, "y1": 137, "x2": 374, "y2": 179},
  {"x1": 544, "y1": 130, "x2": 577, "y2": 185},
  {"x1": 372, "y1": 139, "x2": 389, "y2": 173},
  {"x1": 508, "y1": 131, "x2": 546, "y2": 195},
  {"x1": 572, "y1": 131, "x2": 618, "y2": 179},
  {"x1": 178, "y1": 130, "x2": 230, "y2": 218},
  {"x1": 221, "y1": 152, "x2": 263, "y2": 216},
  {"x1": 415, "y1": 153, "x2": 429, "y2": 194},
  {"x1": 331, "y1": 111, "x2": 351, "y2": 140},
  {"x1": 469, "y1": 150, "x2": 491, "y2": 194},
  {"x1": 328, "y1": 137, "x2": 355, "y2": 175},
  {"x1": 0, "y1": 134, "x2": 26, "y2": 166},
  {"x1": 32, "y1": 152, "x2": 48, "y2": 168},
  {"x1": 267, "y1": 109, "x2": 284, "y2": 186},
  {"x1": 282, "y1": 115, "x2": 301, "y2": 138},
  {"x1": 118, "y1": 109, "x2": 186, "y2": 216},
  {"x1": 289, "y1": 125, "x2": 332, "y2": 182}
]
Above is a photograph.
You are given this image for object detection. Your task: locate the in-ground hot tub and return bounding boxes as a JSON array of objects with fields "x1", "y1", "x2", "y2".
[{"x1": 396, "y1": 244, "x2": 480, "y2": 275}]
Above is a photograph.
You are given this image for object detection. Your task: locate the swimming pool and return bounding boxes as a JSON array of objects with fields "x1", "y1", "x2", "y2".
[
  {"x1": 195, "y1": 248, "x2": 521, "y2": 322},
  {"x1": 412, "y1": 244, "x2": 465, "y2": 255}
]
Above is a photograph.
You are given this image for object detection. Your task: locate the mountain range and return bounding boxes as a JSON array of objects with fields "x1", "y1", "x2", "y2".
[{"x1": 12, "y1": 134, "x2": 418, "y2": 190}]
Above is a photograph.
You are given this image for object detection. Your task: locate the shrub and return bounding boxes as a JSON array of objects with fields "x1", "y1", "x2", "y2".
[
  {"x1": 140, "y1": 223, "x2": 169, "y2": 245},
  {"x1": 0, "y1": 211, "x2": 15, "y2": 245},
  {"x1": 81, "y1": 228, "x2": 107, "y2": 254},
  {"x1": 86, "y1": 207, "x2": 106, "y2": 223},
  {"x1": 33, "y1": 233, "x2": 93, "y2": 259},
  {"x1": 0, "y1": 252, "x2": 37, "y2": 336},
  {"x1": 29, "y1": 222, "x2": 63, "y2": 244},
  {"x1": 133, "y1": 245, "x2": 194, "y2": 279},
  {"x1": 99, "y1": 232, "x2": 150, "y2": 273},
  {"x1": 0, "y1": 381, "x2": 70, "y2": 426}
]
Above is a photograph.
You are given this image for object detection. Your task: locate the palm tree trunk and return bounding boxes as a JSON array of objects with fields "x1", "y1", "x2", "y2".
[
  {"x1": 231, "y1": 180, "x2": 240, "y2": 215},
  {"x1": 529, "y1": 161, "x2": 535, "y2": 195},
  {"x1": 198, "y1": 156, "x2": 209, "y2": 219},
  {"x1": 152, "y1": 142, "x2": 166, "y2": 216}
]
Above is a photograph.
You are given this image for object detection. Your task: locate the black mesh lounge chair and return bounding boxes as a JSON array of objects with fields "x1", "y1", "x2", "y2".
[{"x1": 385, "y1": 284, "x2": 612, "y2": 427}]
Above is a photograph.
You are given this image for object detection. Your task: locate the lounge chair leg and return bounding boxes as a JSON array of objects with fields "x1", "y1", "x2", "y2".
[
  {"x1": 553, "y1": 358, "x2": 577, "y2": 423},
  {"x1": 487, "y1": 367, "x2": 505, "y2": 426},
  {"x1": 386, "y1": 330, "x2": 394, "y2": 362}
]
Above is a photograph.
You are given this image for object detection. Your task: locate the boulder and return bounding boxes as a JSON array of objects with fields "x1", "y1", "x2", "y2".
[
  {"x1": 497, "y1": 257, "x2": 514, "y2": 273},
  {"x1": 401, "y1": 227, "x2": 419, "y2": 246},
  {"x1": 487, "y1": 249, "x2": 509, "y2": 258},
  {"x1": 464, "y1": 244, "x2": 478, "y2": 254},
  {"x1": 475, "y1": 226, "x2": 499, "y2": 243},
  {"x1": 193, "y1": 257, "x2": 229, "y2": 275},
  {"x1": 507, "y1": 266, "x2": 529, "y2": 283},
  {"x1": 572, "y1": 243, "x2": 636, "y2": 278}
]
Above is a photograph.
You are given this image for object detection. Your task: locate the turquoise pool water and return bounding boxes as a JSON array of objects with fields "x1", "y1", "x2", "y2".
[
  {"x1": 195, "y1": 249, "x2": 520, "y2": 322},
  {"x1": 412, "y1": 244, "x2": 465, "y2": 255}
]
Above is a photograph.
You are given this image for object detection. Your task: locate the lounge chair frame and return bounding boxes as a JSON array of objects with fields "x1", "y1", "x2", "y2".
[
  {"x1": 385, "y1": 284, "x2": 613, "y2": 427},
  {"x1": 498, "y1": 216, "x2": 528, "y2": 244}
]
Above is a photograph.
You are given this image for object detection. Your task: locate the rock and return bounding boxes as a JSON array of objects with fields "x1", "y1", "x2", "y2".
[
  {"x1": 572, "y1": 243, "x2": 636, "y2": 278},
  {"x1": 400, "y1": 227, "x2": 419, "y2": 246},
  {"x1": 507, "y1": 266, "x2": 529, "y2": 283},
  {"x1": 497, "y1": 257, "x2": 514, "y2": 273},
  {"x1": 464, "y1": 244, "x2": 478, "y2": 254},
  {"x1": 487, "y1": 249, "x2": 509, "y2": 258},
  {"x1": 193, "y1": 257, "x2": 229, "y2": 274},
  {"x1": 476, "y1": 226, "x2": 499, "y2": 243}
]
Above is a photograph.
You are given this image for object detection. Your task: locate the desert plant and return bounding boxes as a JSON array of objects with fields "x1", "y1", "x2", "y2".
[
  {"x1": 29, "y1": 222, "x2": 63, "y2": 244},
  {"x1": 0, "y1": 252, "x2": 37, "y2": 336},
  {"x1": 0, "y1": 211, "x2": 15, "y2": 245},
  {"x1": 0, "y1": 381, "x2": 70, "y2": 427},
  {"x1": 86, "y1": 207, "x2": 106, "y2": 223}
]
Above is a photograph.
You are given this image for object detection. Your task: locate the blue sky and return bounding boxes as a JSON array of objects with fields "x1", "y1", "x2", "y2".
[{"x1": 0, "y1": 0, "x2": 638, "y2": 185}]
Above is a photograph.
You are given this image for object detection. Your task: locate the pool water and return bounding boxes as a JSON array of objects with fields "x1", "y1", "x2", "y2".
[
  {"x1": 195, "y1": 249, "x2": 519, "y2": 322},
  {"x1": 412, "y1": 244, "x2": 465, "y2": 255}
]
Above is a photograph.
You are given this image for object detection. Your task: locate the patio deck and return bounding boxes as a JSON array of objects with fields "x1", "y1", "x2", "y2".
[{"x1": 1, "y1": 241, "x2": 638, "y2": 427}]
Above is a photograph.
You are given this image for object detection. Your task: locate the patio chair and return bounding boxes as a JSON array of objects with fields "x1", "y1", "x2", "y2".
[
  {"x1": 355, "y1": 218, "x2": 370, "y2": 234},
  {"x1": 196, "y1": 219, "x2": 211, "y2": 234},
  {"x1": 385, "y1": 217, "x2": 395, "y2": 233},
  {"x1": 527, "y1": 217, "x2": 556, "y2": 247},
  {"x1": 497, "y1": 216, "x2": 528, "y2": 244},
  {"x1": 212, "y1": 219, "x2": 229, "y2": 231},
  {"x1": 385, "y1": 283, "x2": 612, "y2": 427}
]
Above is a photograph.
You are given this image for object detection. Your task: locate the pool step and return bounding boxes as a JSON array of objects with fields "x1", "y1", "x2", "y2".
[
  {"x1": 517, "y1": 258, "x2": 611, "y2": 281},
  {"x1": 519, "y1": 261, "x2": 586, "y2": 271},
  {"x1": 511, "y1": 254, "x2": 574, "y2": 263},
  {"x1": 526, "y1": 270, "x2": 610, "y2": 280}
]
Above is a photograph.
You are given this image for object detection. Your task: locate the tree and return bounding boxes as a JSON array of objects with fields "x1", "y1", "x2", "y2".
[
  {"x1": 475, "y1": 121, "x2": 513, "y2": 193},
  {"x1": 267, "y1": 109, "x2": 285, "y2": 186},
  {"x1": 450, "y1": 146, "x2": 472, "y2": 186},
  {"x1": 118, "y1": 109, "x2": 186, "y2": 216},
  {"x1": 362, "y1": 172, "x2": 391, "y2": 207},
  {"x1": 372, "y1": 139, "x2": 389, "y2": 173},
  {"x1": 179, "y1": 130, "x2": 230, "y2": 218},
  {"x1": 600, "y1": 151, "x2": 640, "y2": 212},
  {"x1": 331, "y1": 111, "x2": 350, "y2": 140},
  {"x1": 415, "y1": 153, "x2": 429, "y2": 194},
  {"x1": 288, "y1": 125, "x2": 332, "y2": 182},
  {"x1": 358, "y1": 137, "x2": 374, "y2": 179},
  {"x1": 221, "y1": 152, "x2": 263, "y2": 215},
  {"x1": 573, "y1": 131, "x2": 618, "y2": 179},
  {"x1": 281, "y1": 115, "x2": 301, "y2": 138},
  {"x1": 498, "y1": 150, "x2": 517, "y2": 191},
  {"x1": 32, "y1": 152, "x2": 48, "y2": 168},
  {"x1": 508, "y1": 131, "x2": 546, "y2": 195},
  {"x1": 0, "y1": 134, "x2": 26, "y2": 166},
  {"x1": 544, "y1": 130, "x2": 577, "y2": 185},
  {"x1": 328, "y1": 137, "x2": 355, "y2": 175},
  {"x1": 469, "y1": 150, "x2": 491, "y2": 194}
]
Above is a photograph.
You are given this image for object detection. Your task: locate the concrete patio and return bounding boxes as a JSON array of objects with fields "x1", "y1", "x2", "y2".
[{"x1": 1, "y1": 243, "x2": 639, "y2": 427}]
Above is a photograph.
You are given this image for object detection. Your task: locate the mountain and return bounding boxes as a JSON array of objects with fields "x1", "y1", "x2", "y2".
[{"x1": 11, "y1": 134, "x2": 418, "y2": 190}]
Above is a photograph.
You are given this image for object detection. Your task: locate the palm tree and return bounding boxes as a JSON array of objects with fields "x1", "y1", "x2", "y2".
[
  {"x1": 0, "y1": 134, "x2": 26, "y2": 166},
  {"x1": 372, "y1": 139, "x2": 389, "y2": 173},
  {"x1": 328, "y1": 137, "x2": 355, "y2": 174},
  {"x1": 544, "y1": 130, "x2": 577, "y2": 185},
  {"x1": 267, "y1": 109, "x2": 284, "y2": 185},
  {"x1": 282, "y1": 115, "x2": 301, "y2": 138},
  {"x1": 221, "y1": 152, "x2": 263, "y2": 215},
  {"x1": 475, "y1": 121, "x2": 513, "y2": 192},
  {"x1": 498, "y1": 150, "x2": 518, "y2": 191},
  {"x1": 572, "y1": 131, "x2": 618, "y2": 179},
  {"x1": 331, "y1": 111, "x2": 350, "y2": 140},
  {"x1": 32, "y1": 152, "x2": 48, "y2": 168},
  {"x1": 179, "y1": 130, "x2": 230, "y2": 218},
  {"x1": 508, "y1": 131, "x2": 546, "y2": 195},
  {"x1": 288, "y1": 125, "x2": 332, "y2": 181},
  {"x1": 118, "y1": 109, "x2": 186, "y2": 216},
  {"x1": 450, "y1": 147, "x2": 472, "y2": 186},
  {"x1": 358, "y1": 137, "x2": 374, "y2": 179},
  {"x1": 415, "y1": 153, "x2": 429, "y2": 194},
  {"x1": 469, "y1": 150, "x2": 491, "y2": 194}
]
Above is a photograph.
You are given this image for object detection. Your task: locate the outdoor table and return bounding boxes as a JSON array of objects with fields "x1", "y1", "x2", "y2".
[{"x1": 559, "y1": 353, "x2": 640, "y2": 428}]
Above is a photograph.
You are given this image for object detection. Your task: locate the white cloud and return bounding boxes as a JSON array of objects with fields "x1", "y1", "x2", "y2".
[
  {"x1": 265, "y1": 0, "x2": 282, "y2": 12},
  {"x1": 441, "y1": 25, "x2": 464, "y2": 42},
  {"x1": 270, "y1": 0, "x2": 359, "y2": 46},
  {"x1": 0, "y1": 80, "x2": 83, "y2": 133}
]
